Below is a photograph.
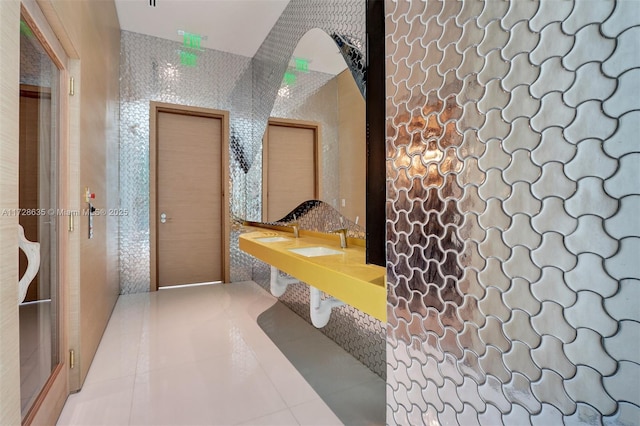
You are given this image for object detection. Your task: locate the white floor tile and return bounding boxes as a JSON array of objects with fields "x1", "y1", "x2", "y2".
[
  {"x1": 57, "y1": 375, "x2": 134, "y2": 426},
  {"x1": 147, "y1": 285, "x2": 231, "y2": 329},
  {"x1": 289, "y1": 399, "x2": 343, "y2": 426},
  {"x1": 84, "y1": 329, "x2": 141, "y2": 385},
  {"x1": 57, "y1": 282, "x2": 382, "y2": 426},
  {"x1": 136, "y1": 317, "x2": 252, "y2": 374},
  {"x1": 130, "y1": 351, "x2": 288, "y2": 425},
  {"x1": 236, "y1": 408, "x2": 300, "y2": 426},
  {"x1": 253, "y1": 344, "x2": 320, "y2": 407},
  {"x1": 322, "y1": 377, "x2": 386, "y2": 426},
  {"x1": 276, "y1": 334, "x2": 380, "y2": 397},
  {"x1": 103, "y1": 292, "x2": 149, "y2": 337}
]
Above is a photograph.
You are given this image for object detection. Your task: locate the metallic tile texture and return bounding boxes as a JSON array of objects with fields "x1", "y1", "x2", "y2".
[
  {"x1": 119, "y1": 31, "x2": 252, "y2": 292},
  {"x1": 119, "y1": 1, "x2": 381, "y2": 379},
  {"x1": 119, "y1": 0, "x2": 366, "y2": 293},
  {"x1": 246, "y1": 201, "x2": 378, "y2": 377},
  {"x1": 385, "y1": 1, "x2": 639, "y2": 424},
  {"x1": 247, "y1": 0, "x2": 366, "y2": 221},
  {"x1": 264, "y1": 200, "x2": 364, "y2": 239},
  {"x1": 20, "y1": 31, "x2": 52, "y2": 87}
]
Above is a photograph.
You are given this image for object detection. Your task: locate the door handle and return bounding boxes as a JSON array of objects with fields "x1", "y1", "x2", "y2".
[{"x1": 160, "y1": 212, "x2": 171, "y2": 223}]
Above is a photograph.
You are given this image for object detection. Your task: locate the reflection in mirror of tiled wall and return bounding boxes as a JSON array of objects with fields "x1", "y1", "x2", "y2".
[
  {"x1": 385, "y1": 1, "x2": 639, "y2": 424},
  {"x1": 248, "y1": 0, "x2": 385, "y2": 379},
  {"x1": 271, "y1": 71, "x2": 340, "y2": 206},
  {"x1": 247, "y1": 0, "x2": 366, "y2": 222}
]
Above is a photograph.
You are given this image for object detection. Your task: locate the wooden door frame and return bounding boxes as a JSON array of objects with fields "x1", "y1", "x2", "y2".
[
  {"x1": 149, "y1": 102, "x2": 230, "y2": 290},
  {"x1": 19, "y1": 1, "x2": 71, "y2": 425},
  {"x1": 262, "y1": 117, "x2": 321, "y2": 222}
]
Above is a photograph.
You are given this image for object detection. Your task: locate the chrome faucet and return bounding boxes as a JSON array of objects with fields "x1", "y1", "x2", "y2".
[{"x1": 333, "y1": 217, "x2": 348, "y2": 248}]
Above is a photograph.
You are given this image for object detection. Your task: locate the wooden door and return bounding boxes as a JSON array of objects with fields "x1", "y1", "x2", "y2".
[
  {"x1": 263, "y1": 120, "x2": 319, "y2": 222},
  {"x1": 155, "y1": 109, "x2": 225, "y2": 287}
]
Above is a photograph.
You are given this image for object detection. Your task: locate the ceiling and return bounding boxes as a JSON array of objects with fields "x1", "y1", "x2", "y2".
[
  {"x1": 114, "y1": 0, "x2": 290, "y2": 58},
  {"x1": 114, "y1": 0, "x2": 348, "y2": 75}
]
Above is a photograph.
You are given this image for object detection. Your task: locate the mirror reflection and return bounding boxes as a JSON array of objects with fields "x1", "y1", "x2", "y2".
[
  {"x1": 261, "y1": 28, "x2": 366, "y2": 231},
  {"x1": 19, "y1": 13, "x2": 60, "y2": 419}
]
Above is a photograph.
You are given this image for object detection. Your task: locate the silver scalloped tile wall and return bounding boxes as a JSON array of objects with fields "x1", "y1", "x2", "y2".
[
  {"x1": 119, "y1": 31, "x2": 253, "y2": 292},
  {"x1": 246, "y1": 0, "x2": 366, "y2": 222},
  {"x1": 118, "y1": 3, "x2": 383, "y2": 384},
  {"x1": 385, "y1": 1, "x2": 639, "y2": 425},
  {"x1": 266, "y1": 200, "x2": 365, "y2": 239},
  {"x1": 248, "y1": 0, "x2": 384, "y2": 379},
  {"x1": 119, "y1": 0, "x2": 367, "y2": 293}
]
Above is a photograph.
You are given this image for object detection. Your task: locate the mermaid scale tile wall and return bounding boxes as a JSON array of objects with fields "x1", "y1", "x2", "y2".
[
  {"x1": 248, "y1": 0, "x2": 366, "y2": 221},
  {"x1": 385, "y1": 1, "x2": 639, "y2": 424},
  {"x1": 119, "y1": 31, "x2": 253, "y2": 292}
]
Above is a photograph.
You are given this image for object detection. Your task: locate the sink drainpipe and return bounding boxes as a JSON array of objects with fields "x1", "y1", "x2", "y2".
[
  {"x1": 270, "y1": 266, "x2": 298, "y2": 297},
  {"x1": 309, "y1": 286, "x2": 345, "y2": 328},
  {"x1": 269, "y1": 266, "x2": 345, "y2": 328}
]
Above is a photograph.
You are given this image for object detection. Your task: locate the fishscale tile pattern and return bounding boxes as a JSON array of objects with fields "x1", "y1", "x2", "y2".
[
  {"x1": 385, "y1": 1, "x2": 640, "y2": 424},
  {"x1": 246, "y1": 0, "x2": 379, "y2": 376}
]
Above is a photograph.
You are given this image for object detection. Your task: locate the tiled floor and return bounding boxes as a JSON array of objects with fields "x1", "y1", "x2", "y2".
[{"x1": 57, "y1": 281, "x2": 384, "y2": 425}]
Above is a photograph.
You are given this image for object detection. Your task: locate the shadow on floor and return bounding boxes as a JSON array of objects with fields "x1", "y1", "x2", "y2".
[{"x1": 257, "y1": 302, "x2": 385, "y2": 426}]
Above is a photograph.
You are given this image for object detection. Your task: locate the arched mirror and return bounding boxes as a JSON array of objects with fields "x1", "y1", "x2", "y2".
[{"x1": 261, "y1": 28, "x2": 366, "y2": 232}]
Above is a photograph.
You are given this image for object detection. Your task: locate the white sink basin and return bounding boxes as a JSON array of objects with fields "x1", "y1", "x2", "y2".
[
  {"x1": 256, "y1": 236, "x2": 289, "y2": 243},
  {"x1": 288, "y1": 246, "x2": 343, "y2": 257}
]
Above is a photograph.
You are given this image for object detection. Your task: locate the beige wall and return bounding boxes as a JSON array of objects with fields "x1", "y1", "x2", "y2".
[
  {"x1": 42, "y1": 0, "x2": 121, "y2": 389},
  {"x1": 0, "y1": 2, "x2": 120, "y2": 420},
  {"x1": 337, "y1": 69, "x2": 366, "y2": 228},
  {"x1": 0, "y1": 0, "x2": 22, "y2": 423}
]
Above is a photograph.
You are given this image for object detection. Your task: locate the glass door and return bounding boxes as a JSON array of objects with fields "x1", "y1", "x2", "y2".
[{"x1": 18, "y1": 11, "x2": 61, "y2": 421}]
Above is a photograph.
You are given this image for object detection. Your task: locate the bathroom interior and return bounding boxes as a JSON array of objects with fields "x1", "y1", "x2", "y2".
[{"x1": 3, "y1": 0, "x2": 639, "y2": 425}]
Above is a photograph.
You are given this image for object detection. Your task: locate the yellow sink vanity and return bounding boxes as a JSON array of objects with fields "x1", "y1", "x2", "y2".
[{"x1": 239, "y1": 226, "x2": 386, "y2": 325}]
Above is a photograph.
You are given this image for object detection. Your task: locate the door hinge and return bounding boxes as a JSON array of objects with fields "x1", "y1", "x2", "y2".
[
  {"x1": 69, "y1": 77, "x2": 74, "y2": 96},
  {"x1": 69, "y1": 349, "x2": 75, "y2": 369}
]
